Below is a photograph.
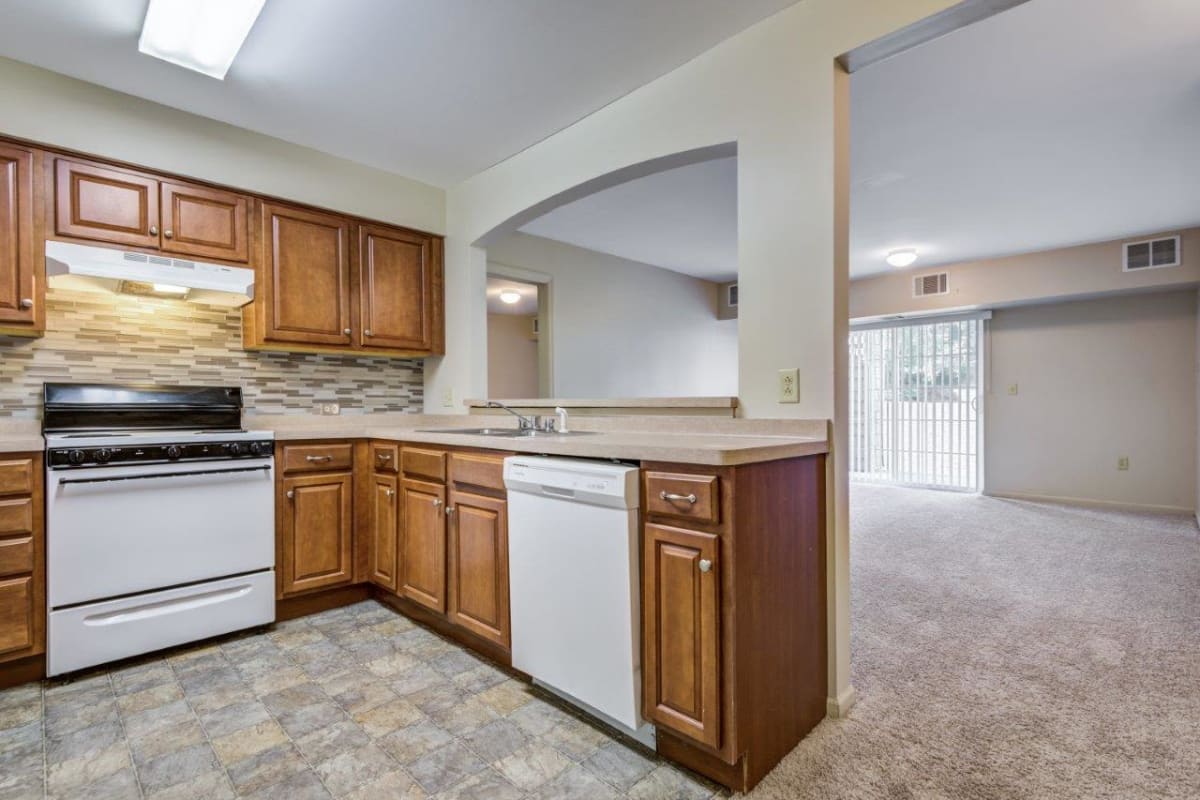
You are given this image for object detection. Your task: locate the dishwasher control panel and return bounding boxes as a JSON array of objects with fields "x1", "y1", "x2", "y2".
[{"x1": 503, "y1": 456, "x2": 640, "y2": 509}]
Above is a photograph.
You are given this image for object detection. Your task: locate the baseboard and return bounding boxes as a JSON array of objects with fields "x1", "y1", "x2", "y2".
[
  {"x1": 826, "y1": 685, "x2": 857, "y2": 718},
  {"x1": 984, "y1": 490, "x2": 1193, "y2": 517}
]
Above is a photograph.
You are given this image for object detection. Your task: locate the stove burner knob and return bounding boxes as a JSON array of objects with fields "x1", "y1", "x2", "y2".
[
  {"x1": 227, "y1": 442, "x2": 244, "y2": 456},
  {"x1": 67, "y1": 449, "x2": 86, "y2": 465},
  {"x1": 248, "y1": 442, "x2": 264, "y2": 457},
  {"x1": 94, "y1": 448, "x2": 112, "y2": 463},
  {"x1": 166, "y1": 445, "x2": 182, "y2": 460}
]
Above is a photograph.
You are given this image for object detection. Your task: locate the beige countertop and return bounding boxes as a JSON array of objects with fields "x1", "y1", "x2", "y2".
[
  {"x1": 247, "y1": 413, "x2": 828, "y2": 466},
  {"x1": 0, "y1": 420, "x2": 43, "y2": 454}
]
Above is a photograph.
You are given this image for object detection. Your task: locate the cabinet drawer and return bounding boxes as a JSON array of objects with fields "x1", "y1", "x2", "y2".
[
  {"x1": 0, "y1": 497, "x2": 33, "y2": 537},
  {"x1": 449, "y1": 452, "x2": 506, "y2": 492},
  {"x1": 0, "y1": 459, "x2": 34, "y2": 497},
  {"x1": 281, "y1": 443, "x2": 354, "y2": 473},
  {"x1": 645, "y1": 472, "x2": 720, "y2": 525},
  {"x1": 0, "y1": 575, "x2": 33, "y2": 655},
  {"x1": 402, "y1": 447, "x2": 446, "y2": 483},
  {"x1": 372, "y1": 443, "x2": 399, "y2": 473},
  {"x1": 0, "y1": 537, "x2": 33, "y2": 578}
]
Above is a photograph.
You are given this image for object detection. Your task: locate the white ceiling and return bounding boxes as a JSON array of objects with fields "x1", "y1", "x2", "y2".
[
  {"x1": 486, "y1": 276, "x2": 539, "y2": 316},
  {"x1": 0, "y1": 0, "x2": 796, "y2": 187},
  {"x1": 515, "y1": 0, "x2": 1200, "y2": 281},
  {"x1": 520, "y1": 156, "x2": 738, "y2": 283}
]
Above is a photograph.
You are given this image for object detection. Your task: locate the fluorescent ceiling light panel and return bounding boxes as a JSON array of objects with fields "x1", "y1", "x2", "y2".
[{"x1": 139, "y1": 0, "x2": 267, "y2": 79}]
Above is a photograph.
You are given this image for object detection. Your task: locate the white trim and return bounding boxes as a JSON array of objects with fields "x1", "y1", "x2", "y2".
[
  {"x1": 985, "y1": 490, "x2": 1193, "y2": 517},
  {"x1": 826, "y1": 685, "x2": 857, "y2": 718},
  {"x1": 851, "y1": 308, "x2": 991, "y2": 332}
]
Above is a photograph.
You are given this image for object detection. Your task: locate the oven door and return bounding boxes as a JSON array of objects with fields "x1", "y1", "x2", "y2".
[{"x1": 47, "y1": 458, "x2": 275, "y2": 608}]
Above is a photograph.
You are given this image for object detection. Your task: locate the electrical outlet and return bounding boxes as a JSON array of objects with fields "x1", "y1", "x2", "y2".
[
  {"x1": 778, "y1": 368, "x2": 799, "y2": 404},
  {"x1": 442, "y1": 387, "x2": 455, "y2": 408},
  {"x1": 1008, "y1": 383, "x2": 1019, "y2": 396},
  {"x1": 1117, "y1": 456, "x2": 1129, "y2": 471},
  {"x1": 319, "y1": 402, "x2": 340, "y2": 416}
]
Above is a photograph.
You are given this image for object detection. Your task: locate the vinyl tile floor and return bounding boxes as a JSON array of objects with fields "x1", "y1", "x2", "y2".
[{"x1": 0, "y1": 601, "x2": 726, "y2": 799}]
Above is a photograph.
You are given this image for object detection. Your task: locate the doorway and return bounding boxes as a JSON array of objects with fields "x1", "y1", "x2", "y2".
[
  {"x1": 486, "y1": 275, "x2": 547, "y2": 399},
  {"x1": 849, "y1": 315, "x2": 984, "y2": 491}
]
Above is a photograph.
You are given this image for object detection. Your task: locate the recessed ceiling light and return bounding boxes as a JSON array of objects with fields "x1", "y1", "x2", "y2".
[
  {"x1": 499, "y1": 290, "x2": 521, "y2": 305},
  {"x1": 138, "y1": 0, "x2": 267, "y2": 80},
  {"x1": 886, "y1": 248, "x2": 918, "y2": 268}
]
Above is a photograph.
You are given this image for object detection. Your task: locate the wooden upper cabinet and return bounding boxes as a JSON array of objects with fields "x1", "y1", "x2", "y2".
[
  {"x1": 370, "y1": 472, "x2": 399, "y2": 591},
  {"x1": 358, "y1": 223, "x2": 435, "y2": 351},
  {"x1": 160, "y1": 180, "x2": 249, "y2": 262},
  {"x1": 643, "y1": 522, "x2": 721, "y2": 749},
  {"x1": 54, "y1": 158, "x2": 160, "y2": 249},
  {"x1": 279, "y1": 472, "x2": 354, "y2": 596},
  {"x1": 0, "y1": 144, "x2": 35, "y2": 327},
  {"x1": 399, "y1": 478, "x2": 447, "y2": 613},
  {"x1": 260, "y1": 201, "x2": 352, "y2": 346},
  {"x1": 447, "y1": 489, "x2": 510, "y2": 648}
]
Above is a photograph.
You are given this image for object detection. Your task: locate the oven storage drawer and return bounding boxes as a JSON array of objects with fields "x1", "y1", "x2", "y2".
[{"x1": 48, "y1": 569, "x2": 275, "y2": 676}]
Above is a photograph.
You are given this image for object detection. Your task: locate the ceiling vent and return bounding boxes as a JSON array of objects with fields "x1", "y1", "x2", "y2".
[
  {"x1": 727, "y1": 283, "x2": 738, "y2": 307},
  {"x1": 1124, "y1": 235, "x2": 1180, "y2": 272},
  {"x1": 912, "y1": 272, "x2": 949, "y2": 298}
]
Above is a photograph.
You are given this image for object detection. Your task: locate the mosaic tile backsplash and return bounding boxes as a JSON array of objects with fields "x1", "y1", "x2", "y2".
[{"x1": 0, "y1": 288, "x2": 424, "y2": 418}]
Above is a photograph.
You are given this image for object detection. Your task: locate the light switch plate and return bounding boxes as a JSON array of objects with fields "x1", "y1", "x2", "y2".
[
  {"x1": 1117, "y1": 456, "x2": 1129, "y2": 471},
  {"x1": 442, "y1": 387, "x2": 455, "y2": 408},
  {"x1": 778, "y1": 368, "x2": 799, "y2": 404},
  {"x1": 1008, "y1": 383, "x2": 1019, "y2": 396}
]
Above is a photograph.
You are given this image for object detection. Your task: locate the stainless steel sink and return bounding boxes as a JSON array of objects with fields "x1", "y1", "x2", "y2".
[{"x1": 415, "y1": 427, "x2": 597, "y2": 438}]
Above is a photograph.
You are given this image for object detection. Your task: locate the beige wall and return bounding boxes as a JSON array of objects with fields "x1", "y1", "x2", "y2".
[
  {"x1": 0, "y1": 57, "x2": 444, "y2": 233},
  {"x1": 986, "y1": 291, "x2": 1197, "y2": 512},
  {"x1": 488, "y1": 233, "x2": 738, "y2": 398},
  {"x1": 851, "y1": 228, "x2": 1200, "y2": 320},
  {"x1": 487, "y1": 313, "x2": 539, "y2": 399}
]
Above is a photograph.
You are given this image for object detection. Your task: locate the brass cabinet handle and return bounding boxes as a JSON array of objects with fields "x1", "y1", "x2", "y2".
[
  {"x1": 305, "y1": 455, "x2": 332, "y2": 463},
  {"x1": 377, "y1": 453, "x2": 392, "y2": 461},
  {"x1": 149, "y1": 225, "x2": 158, "y2": 235},
  {"x1": 660, "y1": 491, "x2": 697, "y2": 505},
  {"x1": 286, "y1": 490, "x2": 294, "y2": 499},
  {"x1": 699, "y1": 559, "x2": 712, "y2": 573},
  {"x1": 164, "y1": 229, "x2": 174, "y2": 239},
  {"x1": 19, "y1": 299, "x2": 33, "y2": 309}
]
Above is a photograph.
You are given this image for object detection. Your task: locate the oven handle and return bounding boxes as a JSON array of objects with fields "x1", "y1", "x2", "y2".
[{"x1": 57, "y1": 465, "x2": 272, "y2": 486}]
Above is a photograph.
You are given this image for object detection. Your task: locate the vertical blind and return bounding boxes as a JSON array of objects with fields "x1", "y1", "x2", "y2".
[{"x1": 849, "y1": 317, "x2": 982, "y2": 491}]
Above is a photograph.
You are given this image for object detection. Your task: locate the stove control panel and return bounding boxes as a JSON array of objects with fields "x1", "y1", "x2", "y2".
[{"x1": 47, "y1": 440, "x2": 276, "y2": 469}]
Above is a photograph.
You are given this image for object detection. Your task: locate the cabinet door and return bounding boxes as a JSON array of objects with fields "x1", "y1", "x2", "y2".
[
  {"x1": 447, "y1": 490, "x2": 509, "y2": 648},
  {"x1": 160, "y1": 180, "x2": 249, "y2": 262},
  {"x1": 0, "y1": 144, "x2": 35, "y2": 325},
  {"x1": 54, "y1": 158, "x2": 160, "y2": 249},
  {"x1": 370, "y1": 472, "x2": 399, "y2": 591},
  {"x1": 280, "y1": 472, "x2": 353, "y2": 596},
  {"x1": 358, "y1": 223, "x2": 435, "y2": 351},
  {"x1": 260, "y1": 201, "x2": 352, "y2": 346},
  {"x1": 399, "y1": 478, "x2": 446, "y2": 613},
  {"x1": 0, "y1": 575, "x2": 33, "y2": 656},
  {"x1": 643, "y1": 523, "x2": 721, "y2": 749}
]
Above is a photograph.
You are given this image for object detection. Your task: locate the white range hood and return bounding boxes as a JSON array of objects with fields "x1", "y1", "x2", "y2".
[{"x1": 45, "y1": 240, "x2": 255, "y2": 308}]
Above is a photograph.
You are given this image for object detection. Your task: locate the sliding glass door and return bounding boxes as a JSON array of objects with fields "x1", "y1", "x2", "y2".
[{"x1": 849, "y1": 316, "x2": 983, "y2": 491}]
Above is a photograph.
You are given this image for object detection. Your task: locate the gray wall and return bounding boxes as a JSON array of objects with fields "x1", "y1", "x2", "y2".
[{"x1": 985, "y1": 291, "x2": 1196, "y2": 512}]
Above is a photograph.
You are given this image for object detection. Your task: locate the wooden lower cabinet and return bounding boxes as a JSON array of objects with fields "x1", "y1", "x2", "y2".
[
  {"x1": 399, "y1": 478, "x2": 447, "y2": 612},
  {"x1": 279, "y1": 471, "x2": 354, "y2": 596},
  {"x1": 643, "y1": 522, "x2": 721, "y2": 749},
  {"x1": 447, "y1": 489, "x2": 510, "y2": 648},
  {"x1": 369, "y1": 472, "x2": 399, "y2": 591},
  {"x1": 0, "y1": 454, "x2": 44, "y2": 669}
]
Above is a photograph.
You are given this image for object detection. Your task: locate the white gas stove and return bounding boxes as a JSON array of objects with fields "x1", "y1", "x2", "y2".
[{"x1": 43, "y1": 383, "x2": 276, "y2": 676}]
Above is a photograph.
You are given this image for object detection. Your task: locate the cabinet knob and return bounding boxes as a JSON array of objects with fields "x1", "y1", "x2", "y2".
[
  {"x1": 343, "y1": 328, "x2": 352, "y2": 336},
  {"x1": 286, "y1": 490, "x2": 294, "y2": 499},
  {"x1": 445, "y1": 506, "x2": 455, "y2": 515},
  {"x1": 698, "y1": 559, "x2": 712, "y2": 573},
  {"x1": 432, "y1": 498, "x2": 441, "y2": 507},
  {"x1": 164, "y1": 229, "x2": 173, "y2": 239},
  {"x1": 364, "y1": 329, "x2": 373, "y2": 337},
  {"x1": 149, "y1": 225, "x2": 158, "y2": 236},
  {"x1": 385, "y1": 488, "x2": 394, "y2": 498},
  {"x1": 19, "y1": 298, "x2": 33, "y2": 309}
]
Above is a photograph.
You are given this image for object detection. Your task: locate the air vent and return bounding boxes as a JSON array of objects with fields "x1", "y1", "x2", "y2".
[
  {"x1": 1124, "y1": 235, "x2": 1180, "y2": 271},
  {"x1": 912, "y1": 272, "x2": 949, "y2": 298},
  {"x1": 148, "y1": 255, "x2": 172, "y2": 267},
  {"x1": 727, "y1": 283, "x2": 738, "y2": 307},
  {"x1": 122, "y1": 252, "x2": 149, "y2": 263},
  {"x1": 172, "y1": 259, "x2": 196, "y2": 270}
]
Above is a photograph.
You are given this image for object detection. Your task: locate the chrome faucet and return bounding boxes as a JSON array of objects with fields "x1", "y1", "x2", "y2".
[{"x1": 486, "y1": 401, "x2": 539, "y2": 431}]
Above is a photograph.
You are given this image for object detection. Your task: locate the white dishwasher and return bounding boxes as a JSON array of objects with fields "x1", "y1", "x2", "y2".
[{"x1": 504, "y1": 455, "x2": 652, "y2": 744}]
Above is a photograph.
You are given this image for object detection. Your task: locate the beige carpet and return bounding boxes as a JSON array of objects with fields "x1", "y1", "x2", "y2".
[{"x1": 748, "y1": 485, "x2": 1200, "y2": 800}]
